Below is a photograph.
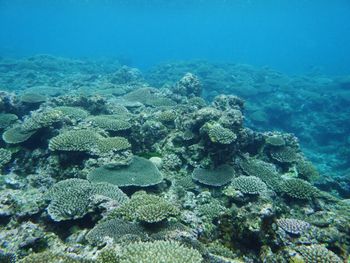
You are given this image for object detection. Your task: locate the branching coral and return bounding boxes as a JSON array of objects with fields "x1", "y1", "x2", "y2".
[
  {"x1": 47, "y1": 179, "x2": 128, "y2": 221},
  {"x1": 114, "y1": 191, "x2": 179, "y2": 223},
  {"x1": 118, "y1": 240, "x2": 203, "y2": 263},
  {"x1": 276, "y1": 218, "x2": 310, "y2": 235},
  {"x1": 228, "y1": 176, "x2": 267, "y2": 195},
  {"x1": 281, "y1": 178, "x2": 318, "y2": 200}
]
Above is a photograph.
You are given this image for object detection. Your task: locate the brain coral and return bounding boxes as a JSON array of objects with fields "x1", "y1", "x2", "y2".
[
  {"x1": 276, "y1": 218, "x2": 310, "y2": 235},
  {"x1": 113, "y1": 191, "x2": 179, "y2": 223},
  {"x1": 228, "y1": 176, "x2": 267, "y2": 195},
  {"x1": 281, "y1": 178, "x2": 318, "y2": 200},
  {"x1": 192, "y1": 165, "x2": 235, "y2": 187},
  {"x1": 86, "y1": 218, "x2": 145, "y2": 245},
  {"x1": 88, "y1": 156, "x2": 163, "y2": 187},
  {"x1": 47, "y1": 179, "x2": 128, "y2": 221},
  {"x1": 119, "y1": 240, "x2": 203, "y2": 263},
  {"x1": 295, "y1": 245, "x2": 342, "y2": 263}
]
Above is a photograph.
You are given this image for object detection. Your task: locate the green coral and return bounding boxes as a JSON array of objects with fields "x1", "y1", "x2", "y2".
[
  {"x1": 281, "y1": 178, "x2": 318, "y2": 200},
  {"x1": 49, "y1": 129, "x2": 130, "y2": 156},
  {"x1": 123, "y1": 88, "x2": 176, "y2": 107},
  {"x1": 88, "y1": 156, "x2": 163, "y2": 187},
  {"x1": 296, "y1": 159, "x2": 319, "y2": 181},
  {"x1": 197, "y1": 200, "x2": 227, "y2": 221},
  {"x1": 118, "y1": 240, "x2": 203, "y2": 263},
  {"x1": 114, "y1": 191, "x2": 179, "y2": 223},
  {"x1": 96, "y1": 248, "x2": 119, "y2": 263},
  {"x1": 157, "y1": 110, "x2": 177, "y2": 123},
  {"x1": 265, "y1": 135, "x2": 285, "y2": 146},
  {"x1": 96, "y1": 137, "x2": 131, "y2": 154},
  {"x1": 206, "y1": 122, "x2": 237, "y2": 144},
  {"x1": 49, "y1": 129, "x2": 101, "y2": 152},
  {"x1": 47, "y1": 179, "x2": 128, "y2": 221},
  {"x1": 22, "y1": 109, "x2": 64, "y2": 131},
  {"x1": 2, "y1": 126, "x2": 36, "y2": 144},
  {"x1": 86, "y1": 218, "x2": 145, "y2": 245},
  {"x1": 0, "y1": 148, "x2": 12, "y2": 168},
  {"x1": 227, "y1": 176, "x2": 267, "y2": 195},
  {"x1": 192, "y1": 165, "x2": 235, "y2": 187},
  {"x1": 1, "y1": 109, "x2": 61, "y2": 144},
  {"x1": 270, "y1": 146, "x2": 298, "y2": 163},
  {"x1": 0, "y1": 113, "x2": 18, "y2": 129},
  {"x1": 239, "y1": 157, "x2": 282, "y2": 192},
  {"x1": 54, "y1": 106, "x2": 89, "y2": 120},
  {"x1": 19, "y1": 93, "x2": 46, "y2": 104},
  {"x1": 87, "y1": 115, "x2": 131, "y2": 131},
  {"x1": 18, "y1": 251, "x2": 91, "y2": 263},
  {"x1": 295, "y1": 245, "x2": 342, "y2": 263}
]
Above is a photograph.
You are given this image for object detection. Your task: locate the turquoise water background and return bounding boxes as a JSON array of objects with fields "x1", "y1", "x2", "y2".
[{"x1": 1, "y1": 0, "x2": 350, "y2": 74}]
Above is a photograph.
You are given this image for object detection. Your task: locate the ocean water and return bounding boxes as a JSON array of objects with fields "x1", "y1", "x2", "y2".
[
  {"x1": 1, "y1": 0, "x2": 350, "y2": 74},
  {"x1": 0, "y1": 1, "x2": 350, "y2": 262}
]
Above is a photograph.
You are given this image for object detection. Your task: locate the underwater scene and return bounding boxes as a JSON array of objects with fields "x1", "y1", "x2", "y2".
[{"x1": 0, "y1": 0, "x2": 350, "y2": 262}]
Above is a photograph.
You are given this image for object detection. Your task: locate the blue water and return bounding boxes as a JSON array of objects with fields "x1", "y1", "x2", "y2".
[{"x1": 1, "y1": 0, "x2": 350, "y2": 74}]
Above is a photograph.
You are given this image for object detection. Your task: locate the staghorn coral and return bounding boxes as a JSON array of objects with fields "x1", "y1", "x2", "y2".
[
  {"x1": 294, "y1": 245, "x2": 342, "y2": 263},
  {"x1": 276, "y1": 218, "x2": 310, "y2": 235},
  {"x1": 192, "y1": 165, "x2": 235, "y2": 187},
  {"x1": 118, "y1": 240, "x2": 203, "y2": 263},
  {"x1": 227, "y1": 176, "x2": 267, "y2": 195},
  {"x1": 88, "y1": 156, "x2": 163, "y2": 187},
  {"x1": 281, "y1": 178, "x2": 318, "y2": 200}
]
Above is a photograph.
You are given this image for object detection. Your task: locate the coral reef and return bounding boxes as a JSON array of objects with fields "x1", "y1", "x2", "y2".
[{"x1": 0, "y1": 56, "x2": 349, "y2": 262}]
